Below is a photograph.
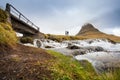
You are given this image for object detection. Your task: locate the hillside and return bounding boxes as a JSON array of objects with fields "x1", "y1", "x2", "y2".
[{"x1": 76, "y1": 23, "x2": 120, "y2": 43}]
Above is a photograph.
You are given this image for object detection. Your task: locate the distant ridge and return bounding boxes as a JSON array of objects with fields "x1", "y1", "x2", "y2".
[{"x1": 76, "y1": 23, "x2": 120, "y2": 43}]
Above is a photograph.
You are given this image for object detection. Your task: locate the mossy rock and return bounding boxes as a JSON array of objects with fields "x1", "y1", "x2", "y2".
[{"x1": 20, "y1": 37, "x2": 33, "y2": 44}]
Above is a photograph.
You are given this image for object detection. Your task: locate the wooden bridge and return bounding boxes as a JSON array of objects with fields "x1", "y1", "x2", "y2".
[{"x1": 5, "y1": 3, "x2": 44, "y2": 38}]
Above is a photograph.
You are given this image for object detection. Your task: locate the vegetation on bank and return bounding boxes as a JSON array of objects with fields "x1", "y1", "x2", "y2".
[
  {"x1": 76, "y1": 33, "x2": 120, "y2": 43},
  {"x1": 45, "y1": 34, "x2": 86, "y2": 42},
  {"x1": 44, "y1": 33, "x2": 120, "y2": 43},
  {"x1": 47, "y1": 50, "x2": 99, "y2": 80},
  {"x1": 47, "y1": 50, "x2": 120, "y2": 80},
  {"x1": 0, "y1": 8, "x2": 7, "y2": 22},
  {"x1": 20, "y1": 37, "x2": 33, "y2": 44},
  {"x1": 0, "y1": 8, "x2": 17, "y2": 47}
]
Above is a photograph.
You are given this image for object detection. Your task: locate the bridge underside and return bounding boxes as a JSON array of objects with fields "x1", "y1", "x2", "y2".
[
  {"x1": 11, "y1": 14, "x2": 38, "y2": 35},
  {"x1": 10, "y1": 15, "x2": 44, "y2": 39}
]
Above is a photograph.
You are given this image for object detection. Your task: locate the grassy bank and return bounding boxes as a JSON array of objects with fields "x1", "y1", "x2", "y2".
[
  {"x1": 45, "y1": 34, "x2": 86, "y2": 42},
  {"x1": 47, "y1": 50, "x2": 99, "y2": 80},
  {"x1": 76, "y1": 30, "x2": 120, "y2": 43},
  {"x1": 47, "y1": 50, "x2": 120, "y2": 80},
  {"x1": 0, "y1": 8, "x2": 17, "y2": 47},
  {"x1": 44, "y1": 33, "x2": 120, "y2": 43}
]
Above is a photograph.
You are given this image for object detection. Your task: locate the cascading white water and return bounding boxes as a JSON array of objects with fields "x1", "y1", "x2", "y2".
[{"x1": 23, "y1": 38, "x2": 120, "y2": 73}]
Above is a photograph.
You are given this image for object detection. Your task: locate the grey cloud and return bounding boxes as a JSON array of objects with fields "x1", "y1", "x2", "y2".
[{"x1": 0, "y1": 0, "x2": 120, "y2": 35}]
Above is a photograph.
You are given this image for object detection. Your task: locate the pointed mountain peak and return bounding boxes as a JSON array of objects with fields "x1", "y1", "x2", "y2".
[{"x1": 77, "y1": 23, "x2": 101, "y2": 35}]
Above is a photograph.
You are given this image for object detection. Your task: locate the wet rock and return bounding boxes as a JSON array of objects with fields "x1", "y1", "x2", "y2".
[
  {"x1": 85, "y1": 46, "x2": 105, "y2": 52},
  {"x1": 36, "y1": 40, "x2": 42, "y2": 48},
  {"x1": 72, "y1": 50, "x2": 86, "y2": 56},
  {"x1": 88, "y1": 40, "x2": 93, "y2": 44},
  {"x1": 33, "y1": 39, "x2": 43, "y2": 48},
  {"x1": 45, "y1": 46, "x2": 54, "y2": 48},
  {"x1": 67, "y1": 45, "x2": 80, "y2": 49},
  {"x1": 67, "y1": 43, "x2": 81, "y2": 49},
  {"x1": 72, "y1": 46, "x2": 105, "y2": 56}
]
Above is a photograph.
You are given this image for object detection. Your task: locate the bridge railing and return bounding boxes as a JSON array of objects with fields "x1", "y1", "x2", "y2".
[{"x1": 6, "y1": 3, "x2": 40, "y2": 31}]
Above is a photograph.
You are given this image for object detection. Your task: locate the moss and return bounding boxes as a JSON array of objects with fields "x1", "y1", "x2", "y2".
[{"x1": 20, "y1": 37, "x2": 33, "y2": 44}]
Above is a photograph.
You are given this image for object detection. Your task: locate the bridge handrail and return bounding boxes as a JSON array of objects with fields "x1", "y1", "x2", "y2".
[{"x1": 6, "y1": 3, "x2": 39, "y2": 31}]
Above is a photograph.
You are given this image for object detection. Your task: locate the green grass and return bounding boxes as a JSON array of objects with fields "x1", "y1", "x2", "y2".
[
  {"x1": 47, "y1": 50, "x2": 120, "y2": 80},
  {"x1": 99, "y1": 69, "x2": 120, "y2": 80},
  {"x1": 47, "y1": 50, "x2": 99, "y2": 80}
]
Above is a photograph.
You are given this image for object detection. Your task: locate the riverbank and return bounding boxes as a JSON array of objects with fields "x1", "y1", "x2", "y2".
[{"x1": 0, "y1": 43, "x2": 100, "y2": 80}]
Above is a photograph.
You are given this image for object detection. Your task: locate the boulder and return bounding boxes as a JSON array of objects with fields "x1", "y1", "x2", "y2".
[
  {"x1": 72, "y1": 46, "x2": 105, "y2": 56},
  {"x1": 45, "y1": 45, "x2": 54, "y2": 48},
  {"x1": 67, "y1": 43, "x2": 81, "y2": 49},
  {"x1": 85, "y1": 46, "x2": 105, "y2": 52},
  {"x1": 72, "y1": 50, "x2": 86, "y2": 56}
]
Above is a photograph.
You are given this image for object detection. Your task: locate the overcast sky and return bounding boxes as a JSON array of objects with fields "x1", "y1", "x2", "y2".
[{"x1": 0, "y1": 0, "x2": 120, "y2": 36}]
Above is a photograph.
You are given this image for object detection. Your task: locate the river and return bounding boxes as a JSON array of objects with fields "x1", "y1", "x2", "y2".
[{"x1": 24, "y1": 38, "x2": 120, "y2": 73}]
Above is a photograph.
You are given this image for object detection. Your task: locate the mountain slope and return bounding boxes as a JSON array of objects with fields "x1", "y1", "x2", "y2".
[
  {"x1": 77, "y1": 23, "x2": 102, "y2": 35},
  {"x1": 76, "y1": 23, "x2": 120, "y2": 43}
]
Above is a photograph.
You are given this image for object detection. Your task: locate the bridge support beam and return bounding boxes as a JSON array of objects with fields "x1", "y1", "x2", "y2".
[{"x1": 23, "y1": 32, "x2": 45, "y2": 40}]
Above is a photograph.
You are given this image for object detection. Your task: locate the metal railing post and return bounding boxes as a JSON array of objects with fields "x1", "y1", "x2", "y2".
[
  {"x1": 5, "y1": 3, "x2": 11, "y2": 13},
  {"x1": 19, "y1": 13, "x2": 21, "y2": 19}
]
